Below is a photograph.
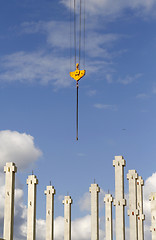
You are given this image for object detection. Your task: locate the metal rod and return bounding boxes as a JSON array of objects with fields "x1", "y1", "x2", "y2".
[{"x1": 76, "y1": 82, "x2": 79, "y2": 140}]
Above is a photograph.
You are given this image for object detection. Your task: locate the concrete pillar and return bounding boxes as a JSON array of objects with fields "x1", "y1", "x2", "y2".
[
  {"x1": 44, "y1": 185, "x2": 55, "y2": 240},
  {"x1": 149, "y1": 193, "x2": 156, "y2": 240},
  {"x1": 62, "y1": 196, "x2": 72, "y2": 240},
  {"x1": 3, "y1": 162, "x2": 17, "y2": 240},
  {"x1": 104, "y1": 194, "x2": 113, "y2": 240},
  {"x1": 89, "y1": 183, "x2": 100, "y2": 240},
  {"x1": 27, "y1": 174, "x2": 38, "y2": 240},
  {"x1": 127, "y1": 170, "x2": 138, "y2": 240},
  {"x1": 113, "y1": 156, "x2": 126, "y2": 240},
  {"x1": 137, "y1": 176, "x2": 145, "y2": 240}
]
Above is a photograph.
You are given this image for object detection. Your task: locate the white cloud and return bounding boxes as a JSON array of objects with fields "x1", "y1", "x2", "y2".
[
  {"x1": 0, "y1": 51, "x2": 72, "y2": 88},
  {"x1": 144, "y1": 172, "x2": 156, "y2": 215},
  {"x1": 0, "y1": 130, "x2": 42, "y2": 171},
  {"x1": 0, "y1": 49, "x2": 115, "y2": 87},
  {"x1": 21, "y1": 20, "x2": 122, "y2": 62},
  {"x1": 118, "y1": 73, "x2": 142, "y2": 85},
  {"x1": 87, "y1": 90, "x2": 97, "y2": 97},
  {"x1": 0, "y1": 130, "x2": 42, "y2": 238},
  {"x1": 136, "y1": 93, "x2": 149, "y2": 99},
  {"x1": 54, "y1": 216, "x2": 64, "y2": 240},
  {"x1": 0, "y1": 0, "x2": 153, "y2": 90},
  {"x1": 141, "y1": 109, "x2": 148, "y2": 113},
  {"x1": 0, "y1": 18, "x2": 125, "y2": 87},
  {"x1": 77, "y1": 152, "x2": 86, "y2": 157},
  {"x1": 21, "y1": 21, "x2": 70, "y2": 50},
  {"x1": 78, "y1": 192, "x2": 90, "y2": 212},
  {"x1": 144, "y1": 172, "x2": 156, "y2": 200},
  {"x1": 54, "y1": 215, "x2": 103, "y2": 240},
  {"x1": 14, "y1": 189, "x2": 27, "y2": 240},
  {"x1": 72, "y1": 215, "x2": 91, "y2": 240},
  {"x1": 20, "y1": 20, "x2": 123, "y2": 72},
  {"x1": 152, "y1": 85, "x2": 156, "y2": 94},
  {"x1": 94, "y1": 104, "x2": 117, "y2": 111},
  {"x1": 58, "y1": 195, "x2": 64, "y2": 202},
  {"x1": 78, "y1": 188, "x2": 107, "y2": 213},
  {"x1": 61, "y1": 0, "x2": 156, "y2": 18},
  {"x1": 21, "y1": 20, "x2": 121, "y2": 56},
  {"x1": 85, "y1": 32, "x2": 122, "y2": 59},
  {"x1": 143, "y1": 172, "x2": 156, "y2": 239},
  {"x1": 36, "y1": 219, "x2": 46, "y2": 240},
  {"x1": 0, "y1": 177, "x2": 27, "y2": 240},
  {"x1": 0, "y1": 21, "x2": 75, "y2": 88},
  {"x1": 106, "y1": 74, "x2": 113, "y2": 83}
]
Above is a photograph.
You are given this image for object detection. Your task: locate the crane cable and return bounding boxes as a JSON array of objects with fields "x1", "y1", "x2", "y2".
[
  {"x1": 77, "y1": 0, "x2": 82, "y2": 141},
  {"x1": 70, "y1": 0, "x2": 72, "y2": 73},
  {"x1": 70, "y1": 0, "x2": 85, "y2": 141},
  {"x1": 77, "y1": 0, "x2": 82, "y2": 140},
  {"x1": 74, "y1": 0, "x2": 77, "y2": 66},
  {"x1": 79, "y1": 0, "x2": 82, "y2": 67},
  {"x1": 83, "y1": 0, "x2": 86, "y2": 69}
]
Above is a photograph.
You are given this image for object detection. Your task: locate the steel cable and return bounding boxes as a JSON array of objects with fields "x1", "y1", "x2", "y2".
[
  {"x1": 74, "y1": 0, "x2": 76, "y2": 66},
  {"x1": 79, "y1": 0, "x2": 82, "y2": 68}
]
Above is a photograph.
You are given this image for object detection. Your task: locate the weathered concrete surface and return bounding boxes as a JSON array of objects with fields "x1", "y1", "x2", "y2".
[
  {"x1": 45, "y1": 185, "x2": 55, "y2": 240},
  {"x1": 127, "y1": 170, "x2": 138, "y2": 240},
  {"x1": 104, "y1": 194, "x2": 113, "y2": 240},
  {"x1": 3, "y1": 162, "x2": 17, "y2": 240},
  {"x1": 89, "y1": 183, "x2": 100, "y2": 240},
  {"x1": 113, "y1": 156, "x2": 126, "y2": 240},
  {"x1": 27, "y1": 175, "x2": 38, "y2": 240},
  {"x1": 62, "y1": 196, "x2": 72, "y2": 240},
  {"x1": 137, "y1": 176, "x2": 145, "y2": 240}
]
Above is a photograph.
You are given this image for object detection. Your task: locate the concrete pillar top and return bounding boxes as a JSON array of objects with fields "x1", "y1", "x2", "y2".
[
  {"x1": 44, "y1": 185, "x2": 55, "y2": 195},
  {"x1": 89, "y1": 183, "x2": 100, "y2": 193},
  {"x1": 113, "y1": 156, "x2": 125, "y2": 167},
  {"x1": 127, "y1": 170, "x2": 138, "y2": 180},
  {"x1": 137, "y1": 176, "x2": 144, "y2": 186},
  {"x1": 27, "y1": 175, "x2": 38, "y2": 185},
  {"x1": 104, "y1": 194, "x2": 113, "y2": 203},
  {"x1": 4, "y1": 162, "x2": 17, "y2": 173},
  {"x1": 62, "y1": 196, "x2": 73, "y2": 205}
]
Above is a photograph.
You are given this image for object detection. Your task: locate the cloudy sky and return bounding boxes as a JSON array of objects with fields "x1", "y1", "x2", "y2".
[{"x1": 0, "y1": 0, "x2": 156, "y2": 239}]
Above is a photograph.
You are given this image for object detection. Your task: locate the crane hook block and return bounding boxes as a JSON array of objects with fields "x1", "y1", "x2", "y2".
[{"x1": 70, "y1": 63, "x2": 86, "y2": 81}]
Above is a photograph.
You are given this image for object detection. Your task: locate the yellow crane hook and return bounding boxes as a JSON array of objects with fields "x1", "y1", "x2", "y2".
[{"x1": 70, "y1": 63, "x2": 86, "y2": 81}]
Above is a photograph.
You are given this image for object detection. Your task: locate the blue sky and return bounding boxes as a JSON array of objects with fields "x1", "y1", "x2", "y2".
[{"x1": 0, "y1": 0, "x2": 156, "y2": 239}]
